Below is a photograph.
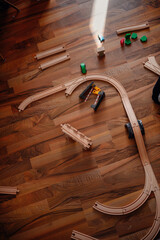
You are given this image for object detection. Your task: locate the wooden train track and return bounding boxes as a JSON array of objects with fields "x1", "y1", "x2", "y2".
[
  {"x1": 0, "y1": 186, "x2": 19, "y2": 195},
  {"x1": 18, "y1": 74, "x2": 160, "y2": 240},
  {"x1": 61, "y1": 123, "x2": 92, "y2": 150},
  {"x1": 143, "y1": 56, "x2": 160, "y2": 75},
  {"x1": 71, "y1": 230, "x2": 98, "y2": 240},
  {"x1": 35, "y1": 45, "x2": 66, "y2": 60},
  {"x1": 116, "y1": 21, "x2": 149, "y2": 34}
]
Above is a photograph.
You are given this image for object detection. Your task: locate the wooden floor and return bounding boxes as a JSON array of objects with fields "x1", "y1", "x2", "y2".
[{"x1": 0, "y1": 0, "x2": 160, "y2": 239}]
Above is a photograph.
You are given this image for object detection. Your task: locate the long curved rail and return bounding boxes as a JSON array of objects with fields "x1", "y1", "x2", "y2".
[{"x1": 18, "y1": 74, "x2": 160, "y2": 239}]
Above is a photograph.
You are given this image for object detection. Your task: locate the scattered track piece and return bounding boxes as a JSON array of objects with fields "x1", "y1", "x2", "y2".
[
  {"x1": 35, "y1": 45, "x2": 66, "y2": 60},
  {"x1": 39, "y1": 54, "x2": 70, "y2": 70},
  {"x1": 116, "y1": 21, "x2": 149, "y2": 34},
  {"x1": 143, "y1": 56, "x2": 160, "y2": 75},
  {"x1": 71, "y1": 230, "x2": 98, "y2": 240},
  {"x1": 61, "y1": 123, "x2": 92, "y2": 150},
  {"x1": 0, "y1": 186, "x2": 19, "y2": 195}
]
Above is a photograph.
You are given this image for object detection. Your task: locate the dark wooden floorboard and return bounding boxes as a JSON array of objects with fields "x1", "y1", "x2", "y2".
[{"x1": 0, "y1": 0, "x2": 160, "y2": 239}]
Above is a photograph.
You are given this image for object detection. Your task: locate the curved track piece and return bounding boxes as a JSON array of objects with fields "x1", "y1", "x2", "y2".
[
  {"x1": 71, "y1": 230, "x2": 98, "y2": 240},
  {"x1": 93, "y1": 165, "x2": 152, "y2": 215},
  {"x1": 18, "y1": 85, "x2": 65, "y2": 111}
]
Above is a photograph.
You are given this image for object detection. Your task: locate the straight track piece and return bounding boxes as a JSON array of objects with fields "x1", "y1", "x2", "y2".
[
  {"x1": 71, "y1": 230, "x2": 98, "y2": 240},
  {"x1": 116, "y1": 22, "x2": 149, "y2": 34},
  {"x1": 39, "y1": 54, "x2": 70, "y2": 70},
  {"x1": 0, "y1": 186, "x2": 19, "y2": 195},
  {"x1": 61, "y1": 123, "x2": 92, "y2": 149},
  {"x1": 35, "y1": 45, "x2": 66, "y2": 60}
]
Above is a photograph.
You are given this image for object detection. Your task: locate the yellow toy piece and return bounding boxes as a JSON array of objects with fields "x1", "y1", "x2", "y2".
[{"x1": 92, "y1": 86, "x2": 101, "y2": 95}]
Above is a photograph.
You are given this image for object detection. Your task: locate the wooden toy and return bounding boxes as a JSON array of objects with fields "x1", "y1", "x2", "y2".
[
  {"x1": 79, "y1": 82, "x2": 105, "y2": 111},
  {"x1": 116, "y1": 21, "x2": 149, "y2": 34},
  {"x1": 35, "y1": 45, "x2": 66, "y2": 60},
  {"x1": 80, "y1": 63, "x2": 87, "y2": 74},
  {"x1": 143, "y1": 56, "x2": 160, "y2": 75},
  {"x1": 125, "y1": 119, "x2": 145, "y2": 138},
  {"x1": 140, "y1": 35, "x2": 147, "y2": 42},
  {"x1": 0, "y1": 186, "x2": 19, "y2": 195},
  {"x1": 98, "y1": 34, "x2": 105, "y2": 43},
  {"x1": 71, "y1": 230, "x2": 98, "y2": 240},
  {"x1": 97, "y1": 46, "x2": 105, "y2": 57},
  {"x1": 18, "y1": 73, "x2": 160, "y2": 239},
  {"x1": 39, "y1": 54, "x2": 70, "y2": 70},
  {"x1": 131, "y1": 32, "x2": 137, "y2": 39},
  {"x1": 125, "y1": 33, "x2": 131, "y2": 39},
  {"x1": 125, "y1": 38, "x2": 131, "y2": 45},
  {"x1": 125, "y1": 33, "x2": 131, "y2": 45},
  {"x1": 61, "y1": 123, "x2": 92, "y2": 150},
  {"x1": 120, "y1": 38, "x2": 124, "y2": 47}
]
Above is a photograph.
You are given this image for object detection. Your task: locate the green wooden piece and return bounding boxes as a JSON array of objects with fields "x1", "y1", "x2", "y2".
[
  {"x1": 131, "y1": 33, "x2": 137, "y2": 39},
  {"x1": 80, "y1": 63, "x2": 87, "y2": 74},
  {"x1": 140, "y1": 35, "x2": 147, "y2": 42},
  {"x1": 125, "y1": 33, "x2": 131, "y2": 39},
  {"x1": 125, "y1": 39, "x2": 131, "y2": 45}
]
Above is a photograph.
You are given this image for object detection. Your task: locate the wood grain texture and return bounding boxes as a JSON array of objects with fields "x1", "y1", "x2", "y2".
[{"x1": 0, "y1": 0, "x2": 160, "y2": 239}]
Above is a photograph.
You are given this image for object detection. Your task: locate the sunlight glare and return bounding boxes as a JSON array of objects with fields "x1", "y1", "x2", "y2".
[{"x1": 89, "y1": 0, "x2": 109, "y2": 47}]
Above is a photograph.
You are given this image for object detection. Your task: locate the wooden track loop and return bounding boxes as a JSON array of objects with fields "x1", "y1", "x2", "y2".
[
  {"x1": 71, "y1": 230, "x2": 98, "y2": 240},
  {"x1": 116, "y1": 22, "x2": 149, "y2": 34},
  {"x1": 18, "y1": 74, "x2": 160, "y2": 239}
]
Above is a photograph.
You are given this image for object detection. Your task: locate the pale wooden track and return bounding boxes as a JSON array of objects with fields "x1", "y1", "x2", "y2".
[
  {"x1": 18, "y1": 73, "x2": 160, "y2": 240},
  {"x1": 143, "y1": 56, "x2": 160, "y2": 75},
  {"x1": 35, "y1": 45, "x2": 66, "y2": 60},
  {"x1": 61, "y1": 123, "x2": 92, "y2": 150},
  {"x1": 116, "y1": 22, "x2": 149, "y2": 34},
  {"x1": 71, "y1": 230, "x2": 98, "y2": 240},
  {"x1": 0, "y1": 186, "x2": 19, "y2": 195}
]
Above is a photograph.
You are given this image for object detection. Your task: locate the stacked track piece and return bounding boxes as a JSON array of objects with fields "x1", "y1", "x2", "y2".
[{"x1": 61, "y1": 123, "x2": 92, "y2": 150}]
